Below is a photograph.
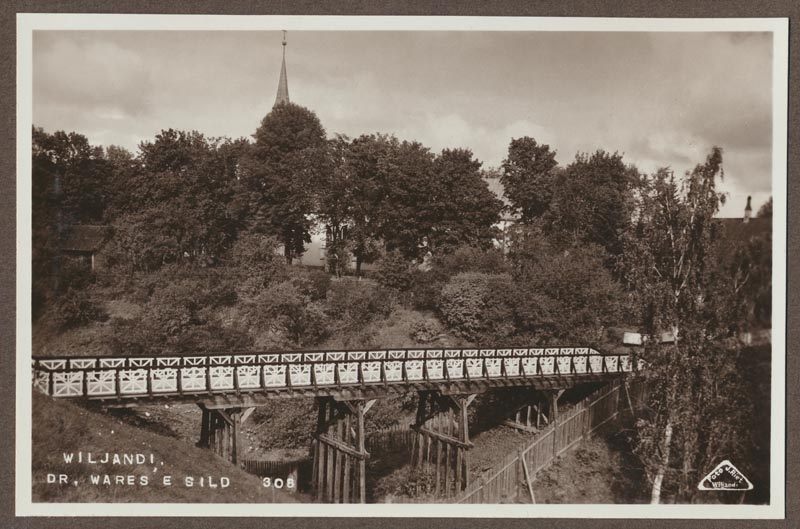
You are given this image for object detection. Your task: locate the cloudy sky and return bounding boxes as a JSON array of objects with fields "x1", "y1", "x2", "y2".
[{"x1": 32, "y1": 30, "x2": 774, "y2": 217}]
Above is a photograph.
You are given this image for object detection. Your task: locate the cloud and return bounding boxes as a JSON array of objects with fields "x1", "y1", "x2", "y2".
[{"x1": 31, "y1": 29, "x2": 774, "y2": 204}]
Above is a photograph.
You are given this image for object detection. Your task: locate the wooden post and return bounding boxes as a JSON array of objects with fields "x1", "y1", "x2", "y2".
[
  {"x1": 199, "y1": 405, "x2": 210, "y2": 448},
  {"x1": 444, "y1": 408, "x2": 451, "y2": 496},
  {"x1": 333, "y1": 415, "x2": 342, "y2": 503},
  {"x1": 232, "y1": 410, "x2": 241, "y2": 466},
  {"x1": 435, "y1": 413, "x2": 442, "y2": 496},
  {"x1": 343, "y1": 413, "x2": 351, "y2": 503},
  {"x1": 623, "y1": 379, "x2": 635, "y2": 416},
  {"x1": 326, "y1": 401, "x2": 335, "y2": 502},
  {"x1": 357, "y1": 400, "x2": 367, "y2": 503},
  {"x1": 314, "y1": 398, "x2": 327, "y2": 501},
  {"x1": 460, "y1": 396, "x2": 470, "y2": 488}
]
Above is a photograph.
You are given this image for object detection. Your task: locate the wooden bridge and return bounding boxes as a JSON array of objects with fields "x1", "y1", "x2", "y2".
[{"x1": 32, "y1": 346, "x2": 640, "y2": 503}]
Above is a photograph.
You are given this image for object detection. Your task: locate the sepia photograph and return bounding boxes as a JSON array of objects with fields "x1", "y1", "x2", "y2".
[{"x1": 14, "y1": 14, "x2": 788, "y2": 519}]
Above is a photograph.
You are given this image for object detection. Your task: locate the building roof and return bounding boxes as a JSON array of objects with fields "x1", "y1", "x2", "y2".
[
  {"x1": 61, "y1": 225, "x2": 109, "y2": 253},
  {"x1": 714, "y1": 216, "x2": 771, "y2": 260}
]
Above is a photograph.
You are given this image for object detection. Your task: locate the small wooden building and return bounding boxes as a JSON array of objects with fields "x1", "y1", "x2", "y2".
[{"x1": 61, "y1": 225, "x2": 110, "y2": 271}]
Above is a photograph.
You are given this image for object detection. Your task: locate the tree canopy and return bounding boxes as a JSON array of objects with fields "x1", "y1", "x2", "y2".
[
  {"x1": 240, "y1": 102, "x2": 331, "y2": 262},
  {"x1": 500, "y1": 137, "x2": 559, "y2": 223}
]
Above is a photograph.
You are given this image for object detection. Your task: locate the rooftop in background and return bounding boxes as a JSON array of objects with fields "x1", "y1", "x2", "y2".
[
  {"x1": 714, "y1": 216, "x2": 771, "y2": 259},
  {"x1": 61, "y1": 225, "x2": 109, "y2": 253}
]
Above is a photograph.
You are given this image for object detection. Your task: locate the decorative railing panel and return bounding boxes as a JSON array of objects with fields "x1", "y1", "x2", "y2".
[{"x1": 32, "y1": 347, "x2": 641, "y2": 400}]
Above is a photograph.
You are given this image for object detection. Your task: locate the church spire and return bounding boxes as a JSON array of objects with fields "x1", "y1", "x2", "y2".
[{"x1": 274, "y1": 30, "x2": 290, "y2": 108}]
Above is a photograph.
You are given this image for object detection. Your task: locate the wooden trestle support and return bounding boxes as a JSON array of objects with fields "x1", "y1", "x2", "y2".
[
  {"x1": 411, "y1": 391, "x2": 476, "y2": 498},
  {"x1": 311, "y1": 397, "x2": 376, "y2": 503},
  {"x1": 501, "y1": 389, "x2": 564, "y2": 433},
  {"x1": 198, "y1": 405, "x2": 255, "y2": 466}
]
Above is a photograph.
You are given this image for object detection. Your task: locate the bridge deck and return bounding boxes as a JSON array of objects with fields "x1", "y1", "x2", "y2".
[{"x1": 32, "y1": 346, "x2": 640, "y2": 404}]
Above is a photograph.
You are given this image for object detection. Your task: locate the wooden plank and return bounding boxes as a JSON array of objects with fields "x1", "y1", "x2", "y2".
[
  {"x1": 435, "y1": 414, "x2": 441, "y2": 496},
  {"x1": 326, "y1": 403, "x2": 335, "y2": 502},
  {"x1": 232, "y1": 410, "x2": 241, "y2": 465},
  {"x1": 501, "y1": 419, "x2": 539, "y2": 433},
  {"x1": 444, "y1": 408, "x2": 451, "y2": 496},
  {"x1": 455, "y1": 446, "x2": 463, "y2": 492},
  {"x1": 357, "y1": 400, "x2": 366, "y2": 503},
  {"x1": 333, "y1": 417, "x2": 341, "y2": 503},
  {"x1": 343, "y1": 413, "x2": 351, "y2": 503},
  {"x1": 417, "y1": 426, "x2": 473, "y2": 449},
  {"x1": 199, "y1": 406, "x2": 210, "y2": 448},
  {"x1": 460, "y1": 396, "x2": 470, "y2": 489}
]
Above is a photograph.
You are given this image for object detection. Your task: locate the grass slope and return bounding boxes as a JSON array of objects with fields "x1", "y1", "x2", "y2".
[{"x1": 32, "y1": 392, "x2": 299, "y2": 503}]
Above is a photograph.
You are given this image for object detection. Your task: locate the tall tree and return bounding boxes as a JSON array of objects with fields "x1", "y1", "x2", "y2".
[
  {"x1": 240, "y1": 102, "x2": 330, "y2": 262},
  {"x1": 374, "y1": 139, "x2": 438, "y2": 260},
  {"x1": 623, "y1": 147, "x2": 750, "y2": 503},
  {"x1": 318, "y1": 133, "x2": 392, "y2": 275},
  {"x1": 427, "y1": 148, "x2": 504, "y2": 253},
  {"x1": 548, "y1": 150, "x2": 636, "y2": 257},
  {"x1": 31, "y1": 127, "x2": 109, "y2": 313},
  {"x1": 757, "y1": 196, "x2": 773, "y2": 218},
  {"x1": 107, "y1": 129, "x2": 245, "y2": 271},
  {"x1": 500, "y1": 137, "x2": 559, "y2": 223}
]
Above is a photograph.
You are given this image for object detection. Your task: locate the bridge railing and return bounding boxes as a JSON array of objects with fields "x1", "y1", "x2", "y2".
[{"x1": 31, "y1": 347, "x2": 642, "y2": 400}]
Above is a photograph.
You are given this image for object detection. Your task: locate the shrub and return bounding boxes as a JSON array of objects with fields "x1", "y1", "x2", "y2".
[
  {"x1": 326, "y1": 278, "x2": 396, "y2": 330},
  {"x1": 408, "y1": 270, "x2": 444, "y2": 311},
  {"x1": 59, "y1": 258, "x2": 94, "y2": 290},
  {"x1": 248, "y1": 281, "x2": 330, "y2": 347},
  {"x1": 438, "y1": 272, "x2": 516, "y2": 341},
  {"x1": 54, "y1": 288, "x2": 106, "y2": 330},
  {"x1": 229, "y1": 232, "x2": 288, "y2": 297},
  {"x1": 374, "y1": 251, "x2": 416, "y2": 291},
  {"x1": 513, "y1": 244, "x2": 624, "y2": 342},
  {"x1": 432, "y1": 246, "x2": 510, "y2": 278},
  {"x1": 410, "y1": 317, "x2": 443, "y2": 343},
  {"x1": 290, "y1": 268, "x2": 331, "y2": 301}
]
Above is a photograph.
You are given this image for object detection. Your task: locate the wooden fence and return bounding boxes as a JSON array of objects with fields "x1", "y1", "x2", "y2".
[
  {"x1": 241, "y1": 458, "x2": 304, "y2": 479},
  {"x1": 455, "y1": 379, "x2": 642, "y2": 504},
  {"x1": 366, "y1": 424, "x2": 416, "y2": 454}
]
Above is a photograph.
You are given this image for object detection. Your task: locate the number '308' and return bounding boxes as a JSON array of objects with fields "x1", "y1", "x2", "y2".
[{"x1": 262, "y1": 477, "x2": 295, "y2": 489}]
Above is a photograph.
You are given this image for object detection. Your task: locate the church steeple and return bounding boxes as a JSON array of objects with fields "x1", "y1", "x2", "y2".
[{"x1": 274, "y1": 30, "x2": 290, "y2": 108}]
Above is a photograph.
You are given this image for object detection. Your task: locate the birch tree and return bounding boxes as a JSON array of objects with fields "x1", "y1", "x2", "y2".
[{"x1": 623, "y1": 147, "x2": 751, "y2": 503}]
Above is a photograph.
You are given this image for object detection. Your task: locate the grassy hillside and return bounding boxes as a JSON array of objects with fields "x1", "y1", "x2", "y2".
[{"x1": 31, "y1": 392, "x2": 299, "y2": 503}]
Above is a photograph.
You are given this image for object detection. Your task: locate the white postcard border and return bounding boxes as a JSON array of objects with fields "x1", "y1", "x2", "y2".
[{"x1": 15, "y1": 13, "x2": 789, "y2": 519}]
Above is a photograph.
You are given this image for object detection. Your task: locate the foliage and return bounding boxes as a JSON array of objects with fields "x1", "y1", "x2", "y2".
[
  {"x1": 713, "y1": 231, "x2": 772, "y2": 332},
  {"x1": 427, "y1": 148, "x2": 503, "y2": 252},
  {"x1": 104, "y1": 130, "x2": 249, "y2": 272},
  {"x1": 407, "y1": 270, "x2": 444, "y2": 311},
  {"x1": 247, "y1": 280, "x2": 330, "y2": 347},
  {"x1": 227, "y1": 232, "x2": 288, "y2": 298},
  {"x1": 757, "y1": 196, "x2": 772, "y2": 218},
  {"x1": 548, "y1": 150, "x2": 637, "y2": 256},
  {"x1": 409, "y1": 317, "x2": 443, "y2": 343},
  {"x1": 53, "y1": 288, "x2": 106, "y2": 330},
  {"x1": 240, "y1": 103, "x2": 331, "y2": 262},
  {"x1": 621, "y1": 147, "x2": 752, "y2": 503},
  {"x1": 32, "y1": 127, "x2": 109, "y2": 316},
  {"x1": 512, "y1": 240, "x2": 626, "y2": 342},
  {"x1": 500, "y1": 137, "x2": 559, "y2": 222},
  {"x1": 326, "y1": 279, "x2": 396, "y2": 331},
  {"x1": 373, "y1": 139, "x2": 438, "y2": 259},
  {"x1": 374, "y1": 251, "x2": 417, "y2": 291},
  {"x1": 290, "y1": 268, "x2": 332, "y2": 302},
  {"x1": 432, "y1": 245, "x2": 510, "y2": 278},
  {"x1": 438, "y1": 272, "x2": 516, "y2": 342},
  {"x1": 58, "y1": 258, "x2": 94, "y2": 291}
]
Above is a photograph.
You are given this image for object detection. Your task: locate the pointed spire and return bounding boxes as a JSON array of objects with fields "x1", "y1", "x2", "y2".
[
  {"x1": 744, "y1": 195, "x2": 752, "y2": 223},
  {"x1": 274, "y1": 30, "x2": 289, "y2": 108}
]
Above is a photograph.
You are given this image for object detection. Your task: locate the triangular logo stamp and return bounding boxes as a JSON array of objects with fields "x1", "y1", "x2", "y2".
[{"x1": 697, "y1": 460, "x2": 754, "y2": 491}]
